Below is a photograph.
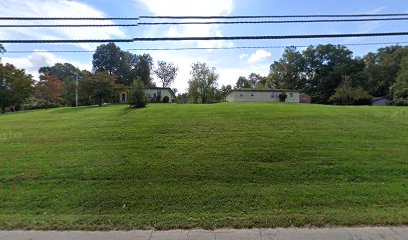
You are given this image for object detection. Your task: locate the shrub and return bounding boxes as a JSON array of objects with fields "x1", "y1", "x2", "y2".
[
  {"x1": 390, "y1": 99, "x2": 408, "y2": 106},
  {"x1": 279, "y1": 92, "x2": 287, "y2": 102},
  {"x1": 128, "y1": 79, "x2": 146, "y2": 108},
  {"x1": 163, "y1": 96, "x2": 170, "y2": 103}
]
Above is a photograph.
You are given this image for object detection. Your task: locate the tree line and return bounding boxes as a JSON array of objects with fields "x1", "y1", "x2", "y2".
[{"x1": 1, "y1": 43, "x2": 407, "y2": 113}]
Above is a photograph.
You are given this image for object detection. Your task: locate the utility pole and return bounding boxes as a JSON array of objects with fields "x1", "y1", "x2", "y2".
[{"x1": 75, "y1": 73, "x2": 79, "y2": 107}]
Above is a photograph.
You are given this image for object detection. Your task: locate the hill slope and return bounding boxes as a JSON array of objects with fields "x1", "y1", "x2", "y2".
[{"x1": 0, "y1": 103, "x2": 407, "y2": 230}]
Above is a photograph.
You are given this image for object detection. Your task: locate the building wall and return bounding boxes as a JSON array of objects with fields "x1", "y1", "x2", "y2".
[
  {"x1": 227, "y1": 91, "x2": 300, "y2": 103},
  {"x1": 119, "y1": 88, "x2": 175, "y2": 103}
]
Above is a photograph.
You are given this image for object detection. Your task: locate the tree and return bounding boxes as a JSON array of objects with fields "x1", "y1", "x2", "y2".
[
  {"x1": 128, "y1": 79, "x2": 146, "y2": 108},
  {"x1": 268, "y1": 47, "x2": 306, "y2": 90},
  {"x1": 188, "y1": 62, "x2": 219, "y2": 104},
  {"x1": 302, "y1": 44, "x2": 364, "y2": 103},
  {"x1": 329, "y1": 76, "x2": 372, "y2": 105},
  {"x1": 235, "y1": 76, "x2": 251, "y2": 88},
  {"x1": 364, "y1": 46, "x2": 408, "y2": 97},
  {"x1": 0, "y1": 44, "x2": 5, "y2": 58},
  {"x1": 279, "y1": 92, "x2": 287, "y2": 102},
  {"x1": 35, "y1": 75, "x2": 64, "y2": 109},
  {"x1": 132, "y1": 54, "x2": 154, "y2": 87},
  {"x1": 92, "y1": 43, "x2": 122, "y2": 76},
  {"x1": 154, "y1": 61, "x2": 178, "y2": 87},
  {"x1": 0, "y1": 63, "x2": 33, "y2": 113},
  {"x1": 220, "y1": 84, "x2": 232, "y2": 101},
  {"x1": 80, "y1": 71, "x2": 116, "y2": 106},
  {"x1": 39, "y1": 63, "x2": 82, "y2": 106},
  {"x1": 391, "y1": 56, "x2": 408, "y2": 99}
]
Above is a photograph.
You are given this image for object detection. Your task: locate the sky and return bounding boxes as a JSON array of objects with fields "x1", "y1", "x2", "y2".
[{"x1": 1, "y1": 0, "x2": 408, "y2": 92}]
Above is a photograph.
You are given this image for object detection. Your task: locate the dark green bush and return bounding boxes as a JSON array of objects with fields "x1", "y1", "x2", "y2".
[
  {"x1": 279, "y1": 92, "x2": 287, "y2": 102},
  {"x1": 163, "y1": 96, "x2": 170, "y2": 103}
]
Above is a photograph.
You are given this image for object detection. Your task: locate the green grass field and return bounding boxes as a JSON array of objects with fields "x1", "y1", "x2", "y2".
[{"x1": 0, "y1": 103, "x2": 407, "y2": 230}]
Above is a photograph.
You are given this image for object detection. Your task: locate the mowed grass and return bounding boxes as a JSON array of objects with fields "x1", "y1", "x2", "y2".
[{"x1": 0, "y1": 103, "x2": 407, "y2": 230}]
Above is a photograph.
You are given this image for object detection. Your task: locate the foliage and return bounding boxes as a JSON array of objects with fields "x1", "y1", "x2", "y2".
[
  {"x1": 329, "y1": 77, "x2": 372, "y2": 105},
  {"x1": 279, "y1": 92, "x2": 287, "y2": 102},
  {"x1": 128, "y1": 79, "x2": 146, "y2": 108},
  {"x1": 364, "y1": 46, "x2": 408, "y2": 97},
  {"x1": 39, "y1": 63, "x2": 81, "y2": 81},
  {"x1": 154, "y1": 61, "x2": 178, "y2": 88},
  {"x1": 268, "y1": 46, "x2": 306, "y2": 90},
  {"x1": 162, "y1": 96, "x2": 170, "y2": 103},
  {"x1": 35, "y1": 75, "x2": 64, "y2": 109},
  {"x1": 188, "y1": 62, "x2": 219, "y2": 103},
  {"x1": 80, "y1": 71, "x2": 116, "y2": 106},
  {"x1": 219, "y1": 84, "x2": 232, "y2": 101},
  {"x1": 0, "y1": 63, "x2": 33, "y2": 113},
  {"x1": 0, "y1": 103, "x2": 407, "y2": 229},
  {"x1": 389, "y1": 99, "x2": 408, "y2": 106},
  {"x1": 235, "y1": 76, "x2": 252, "y2": 88},
  {"x1": 92, "y1": 43, "x2": 154, "y2": 86},
  {"x1": 391, "y1": 56, "x2": 408, "y2": 99}
]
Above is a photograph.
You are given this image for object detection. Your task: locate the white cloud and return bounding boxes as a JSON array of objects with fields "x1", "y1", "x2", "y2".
[
  {"x1": 247, "y1": 50, "x2": 272, "y2": 64},
  {"x1": 2, "y1": 51, "x2": 92, "y2": 80},
  {"x1": 137, "y1": 0, "x2": 234, "y2": 49},
  {"x1": 239, "y1": 54, "x2": 248, "y2": 61},
  {"x1": 0, "y1": 0, "x2": 125, "y2": 50}
]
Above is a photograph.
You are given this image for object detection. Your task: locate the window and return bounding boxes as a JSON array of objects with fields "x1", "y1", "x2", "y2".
[
  {"x1": 289, "y1": 93, "x2": 293, "y2": 98},
  {"x1": 270, "y1": 93, "x2": 274, "y2": 98},
  {"x1": 121, "y1": 94, "x2": 126, "y2": 102},
  {"x1": 240, "y1": 93, "x2": 243, "y2": 97},
  {"x1": 251, "y1": 93, "x2": 254, "y2": 97}
]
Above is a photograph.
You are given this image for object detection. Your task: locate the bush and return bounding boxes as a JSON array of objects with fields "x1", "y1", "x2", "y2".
[
  {"x1": 390, "y1": 99, "x2": 408, "y2": 106},
  {"x1": 279, "y1": 92, "x2": 287, "y2": 102},
  {"x1": 163, "y1": 96, "x2": 170, "y2": 103},
  {"x1": 128, "y1": 79, "x2": 146, "y2": 108}
]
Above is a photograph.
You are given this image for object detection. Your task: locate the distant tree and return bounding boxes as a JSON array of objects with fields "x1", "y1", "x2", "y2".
[
  {"x1": 154, "y1": 61, "x2": 178, "y2": 88},
  {"x1": 220, "y1": 84, "x2": 232, "y2": 101},
  {"x1": 391, "y1": 56, "x2": 408, "y2": 99},
  {"x1": 35, "y1": 75, "x2": 64, "y2": 109},
  {"x1": 92, "y1": 43, "x2": 122, "y2": 76},
  {"x1": 268, "y1": 47, "x2": 306, "y2": 90},
  {"x1": 364, "y1": 46, "x2": 408, "y2": 97},
  {"x1": 0, "y1": 63, "x2": 33, "y2": 113},
  {"x1": 39, "y1": 63, "x2": 82, "y2": 106},
  {"x1": 177, "y1": 92, "x2": 188, "y2": 104},
  {"x1": 235, "y1": 76, "x2": 251, "y2": 88},
  {"x1": 80, "y1": 71, "x2": 116, "y2": 106},
  {"x1": 188, "y1": 62, "x2": 219, "y2": 104},
  {"x1": 329, "y1": 76, "x2": 372, "y2": 105},
  {"x1": 0, "y1": 44, "x2": 5, "y2": 58},
  {"x1": 133, "y1": 54, "x2": 154, "y2": 87},
  {"x1": 128, "y1": 79, "x2": 146, "y2": 108}
]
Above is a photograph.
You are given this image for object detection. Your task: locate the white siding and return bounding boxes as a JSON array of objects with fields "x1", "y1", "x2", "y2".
[{"x1": 226, "y1": 91, "x2": 300, "y2": 103}]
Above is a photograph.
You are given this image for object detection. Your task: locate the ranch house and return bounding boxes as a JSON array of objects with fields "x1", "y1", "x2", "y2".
[
  {"x1": 119, "y1": 87, "x2": 176, "y2": 103},
  {"x1": 226, "y1": 88, "x2": 301, "y2": 103}
]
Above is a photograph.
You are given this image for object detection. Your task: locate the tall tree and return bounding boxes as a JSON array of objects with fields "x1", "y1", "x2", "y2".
[
  {"x1": 80, "y1": 71, "x2": 116, "y2": 106},
  {"x1": 268, "y1": 47, "x2": 306, "y2": 90},
  {"x1": 35, "y1": 75, "x2": 64, "y2": 109},
  {"x1": 154, "y1": 61, "x2": 178, "y2": 87},
  {"x1": 235, "y1": 76, "x2": 251, "y2": 88},
  {"x1": 364, "y1": 46, "x2": 408, "y2": 97},
  {"x1": 188, "y1": 62, "x2": 219, "y2": 104},
  {"x1": 391, "y1": 56, "x2": 408, "y2": 99},
  {"x1": 303, "y1": 44, "x2": 363, "y2": 103},
  {"x1": 133, "y1": 54, "x2": 154, "y2": 87},
  {"x1": 39, "y1": 63, "x2": 81, "y2": 81},
  {"x1": 0, "y1": 63, "x2": 33, "y2": 113}
]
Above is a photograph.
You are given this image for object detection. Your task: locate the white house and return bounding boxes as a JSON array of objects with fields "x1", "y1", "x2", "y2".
[
  {"x1": 119, "y1": 87, "x2": 176, "y2": 103},
  {"x1": 226, "y1": 88, "x2": 301, "y2": 103}
]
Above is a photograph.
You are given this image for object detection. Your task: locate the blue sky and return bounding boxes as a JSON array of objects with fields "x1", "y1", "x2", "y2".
[{"x1": 1, "y1": 0, "x2": 408, "y2": 92}]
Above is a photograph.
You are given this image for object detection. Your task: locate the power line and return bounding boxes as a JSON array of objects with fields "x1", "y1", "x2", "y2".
[
  {"x1": 2, "y1": 13, "x2": 408, "y2": 20},
  {"x1": 2, "y1": 32, "x2": 408, "y2": 43},
  {"x1": 4, "y1": 41, "x2": 408, "y2": 54},
  {"x1": 2, "y1": 17, "x2": 408, "y2": 28}
]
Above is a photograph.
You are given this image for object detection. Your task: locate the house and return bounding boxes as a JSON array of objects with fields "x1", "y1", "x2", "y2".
[
  {"x1": 226, "y1": 88, "x2": 301, "y2": 103},
  {"x1": 119, "y1": 87, "x2": 176, "y2": 103},
  {"x1": 372, "y1": 97, "x2": 390, "y2": 106},
  {"x1": 299, "y1": 93, "x2": 311, "y2": 103}
]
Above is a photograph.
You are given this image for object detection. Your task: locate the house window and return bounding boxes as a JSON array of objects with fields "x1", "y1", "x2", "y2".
[
  {"x1": 289, "y1": 93, "x2": 293, "y2": 98},
  {"x1": 270, "y1": 93, "x2": 274, "y2": 98},
  {"x1": 121, "y1": 94, "x2": 126, "y2": 102},
  {"x1": 240, "y1": 93, "x2": 243, "y2": 97},
  {"x1": 251, "y1": 93, "x2": 254, "y2": 96}
]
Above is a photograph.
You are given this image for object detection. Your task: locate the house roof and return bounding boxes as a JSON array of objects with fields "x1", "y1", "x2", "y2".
[
  {"x1": 231, "y1": 88, "x2": 301, "y2": 92},
  {"x1": 372, "y1": 97, "x2": 390, "y2": 102}
]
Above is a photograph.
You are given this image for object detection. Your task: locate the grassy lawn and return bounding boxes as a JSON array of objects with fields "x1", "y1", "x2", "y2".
[{"x1": 0, "y1": 103, "x2": 407, "y2": 230}]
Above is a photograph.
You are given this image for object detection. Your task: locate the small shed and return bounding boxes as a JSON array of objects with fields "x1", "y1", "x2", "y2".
[
  {"x1": 372, "y1": 97, "x2": 390, "y2": 106},
  {"x1": 299, "y1": 93, "x2": 311, "y2": 104}
]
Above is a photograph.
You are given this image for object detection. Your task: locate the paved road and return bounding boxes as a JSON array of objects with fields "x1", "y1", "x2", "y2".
[{"x1": 0, "y1": 227, "x2": 407, "y2": 240}]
